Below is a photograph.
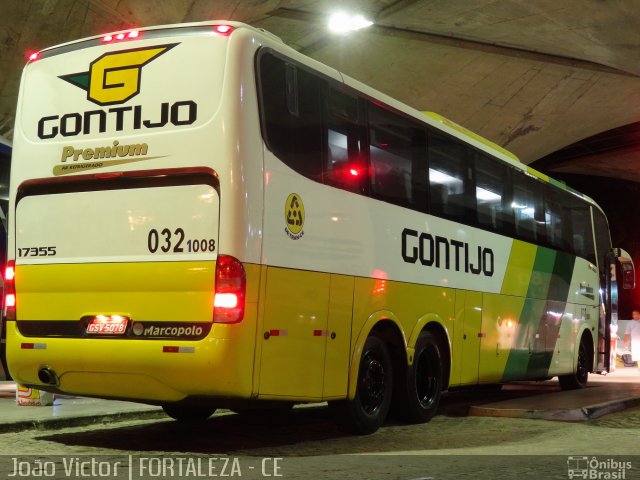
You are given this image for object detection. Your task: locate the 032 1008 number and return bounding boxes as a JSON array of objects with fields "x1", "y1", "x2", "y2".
[
  {"x1": 18, "y1": 247, "x2": 57, "y2": 257},
  {"x1": 147, "y1": 228, "x2": 216, "y2": 254}
]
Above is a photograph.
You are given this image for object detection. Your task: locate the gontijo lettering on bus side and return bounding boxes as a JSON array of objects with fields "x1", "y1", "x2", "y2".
[{"x1": 401, "y1": 227, "x2": 494, "y2": 277}]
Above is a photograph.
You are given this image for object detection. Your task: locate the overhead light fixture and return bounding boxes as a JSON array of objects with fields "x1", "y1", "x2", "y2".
[{"x1": 328, "y1": 12, "x2": 374, "y2": 34}]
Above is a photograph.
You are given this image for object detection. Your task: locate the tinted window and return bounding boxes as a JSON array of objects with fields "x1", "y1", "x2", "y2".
[
  {"x1": 544, "y1": 188, "x2": 572, "y2": 252},
  {"x1": 258, "y1": 53, "x2": 323, "y2": 179},
  {"x1": 566, "y1": 198, "x2": 596, "y2": 263},
  {"x1": 593, "y1": 207, "x2": 611, "y2": 270},
  {"x1": 429, "y1": 135, "x2": 471, "y2": 221},
  {"x1": 475, "y1": 154, "x2": 511, "y2": 231},
  {"x1": 369, "y1": 104, "x2": 427, "y2": 209},
  {"x1": 323, "y1": 89, "x2": 363, "y2": 193},
  {"x1": 511, "y1": 172, "x2": 545, "y2": 244}
]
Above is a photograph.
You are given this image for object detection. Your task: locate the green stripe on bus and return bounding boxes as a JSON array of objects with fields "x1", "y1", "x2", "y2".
[
  {"x1": 548, "y1": 251, "x2": 576, "y2": 302},
  {"x1": 502, "y1": 249, "x2": 577, "y2": 381},
  {"x1": 526, "y1": 247, "x2": 556, "y2": 300},
  {"x1": 501, "y1": 240, "x2": 537, "y2": 297},
  {"x1": 502, "y1": 296, "x2": 547, "y2": 381}
]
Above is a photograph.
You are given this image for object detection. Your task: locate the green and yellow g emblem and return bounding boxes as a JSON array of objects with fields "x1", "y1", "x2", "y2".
[
  {"x1": 59, "y1": 43, "x2": 178, "y2": 106},
  {"x1": 285, "y1": 193, "x2": 305, "y2": 240}
]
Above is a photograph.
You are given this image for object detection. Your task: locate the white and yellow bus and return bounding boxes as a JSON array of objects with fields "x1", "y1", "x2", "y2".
[{"x1": 4, "y1": 21, "x2": 635, "y2": 434}]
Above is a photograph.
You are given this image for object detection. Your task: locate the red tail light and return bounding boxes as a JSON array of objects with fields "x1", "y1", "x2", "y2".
[
  {"x1": 213, "y1": 255, "x2": 245, "y2": 323},
  {"x1": 4, "y1": 261, "x2": 16, "y2": 321}
]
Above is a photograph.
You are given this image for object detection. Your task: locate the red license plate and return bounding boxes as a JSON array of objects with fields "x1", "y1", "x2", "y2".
[{"x1": 85, "y1": 315, "x2": 129, "y2": 335}]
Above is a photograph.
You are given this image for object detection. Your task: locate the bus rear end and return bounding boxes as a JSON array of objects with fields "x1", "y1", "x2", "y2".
[{"x1": 5, "y1": 22, "x2": 264, "y2": 412}]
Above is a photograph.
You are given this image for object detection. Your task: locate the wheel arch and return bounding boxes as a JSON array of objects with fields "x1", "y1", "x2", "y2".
[
  {"x1": 407, "y1": 315, "x2": 452, "y2": 390},
  {"x1": 419, "y1": 321, "x2": 452, "y2": 391},
  {"x1": 347, "y1": 311, "x2": 407, "y2": 400},
  {"x1": 578, "y1": 327, "x2": 595, "y2": 372}
]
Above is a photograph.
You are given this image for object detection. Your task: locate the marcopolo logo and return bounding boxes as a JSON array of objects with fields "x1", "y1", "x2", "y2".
[
  {"x1": 131, "y1": 322, "x2": 208, "y2": 339},
  {"x1": 60, "y1": 44, "x2": 178, "y2": 106}
]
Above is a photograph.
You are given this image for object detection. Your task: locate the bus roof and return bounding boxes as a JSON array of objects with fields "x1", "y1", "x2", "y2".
[
  {"x1": 29, "y1": 21, "x2": 275, "y2": 60},
  {"x1": 26, "y1": 20, "x2": 597, "y2": 209}
]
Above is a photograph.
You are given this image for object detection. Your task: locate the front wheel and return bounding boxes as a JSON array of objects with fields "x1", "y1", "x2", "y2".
[
  {"x1": 162, "y1": 404, "x2": 216, "y2": 422},
  {"x1": 331, "y1": 335, "x2": 393, "y2": 435},
  {"x1": 558, "y1": 337, "x2": 590, "y2": 390}
]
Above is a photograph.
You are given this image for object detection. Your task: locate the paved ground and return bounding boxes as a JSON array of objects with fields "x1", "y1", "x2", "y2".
[
  {"x1": 0, "y1": 369, "x2": 638, "y2": 479},
  {"x1": 0, "y1": 401, "x2": 638, "y2": 479}
]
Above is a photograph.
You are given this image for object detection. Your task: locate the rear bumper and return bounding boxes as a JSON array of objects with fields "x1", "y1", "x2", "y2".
[{"x1": 6, "y1": 310, "x2": 257, "y2": 402}]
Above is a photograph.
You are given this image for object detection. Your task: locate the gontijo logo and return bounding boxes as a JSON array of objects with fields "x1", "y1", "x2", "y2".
[
  {"x1": 59, "y1": 44, "x2": 178, "y2": 106},
  {"x1": 38, "y1": 42, "x2": 197, "y2": 139}
]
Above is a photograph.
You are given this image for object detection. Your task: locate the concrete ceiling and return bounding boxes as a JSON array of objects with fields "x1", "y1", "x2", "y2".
[{"x1": 1, "y1": 0, "x2": 640, "y2": 179}]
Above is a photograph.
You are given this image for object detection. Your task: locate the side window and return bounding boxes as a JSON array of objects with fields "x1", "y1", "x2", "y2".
[
  {"x1": 566, "y1": 198, "x2": 596, "y2": 263},
  {"x1": 258, "y1": 52, "x2": 323, "y2": 180},
  {"x1": 368, "y1": 104, "x2": 427, "y2": 210},
  {"x1": 545, "y1": 188, "x2": 572, "y2": 252},
  {"x1": 323, "y1": 89, "x2": 363, "y2": 193},
  {"x1": 475, "y1": 154, "x2": 511, "y2": 232},
  {"x1": 428, "y1": 134, "x2": 471, "y2": 221},
  {"x1": 511, "y1": 172, "x2": 545, "y2": 244},
  {"x1": 593, "y1": 207, "x2": 611, "y2": 270}
]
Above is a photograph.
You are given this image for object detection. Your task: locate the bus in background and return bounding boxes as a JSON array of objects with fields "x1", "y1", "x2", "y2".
[
  {"x1": 5, "y1": 22, "x2": 635, "y2": 434},
  {"x1": 0, "y1": 136, "x2": 11, "y2": 379}
]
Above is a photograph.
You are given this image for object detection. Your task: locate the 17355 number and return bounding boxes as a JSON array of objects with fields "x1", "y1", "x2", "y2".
[{"x1": 18, "y1": 246, "x2": 57, "y2": 257}]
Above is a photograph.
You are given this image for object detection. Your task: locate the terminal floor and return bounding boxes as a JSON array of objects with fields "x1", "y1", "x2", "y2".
[{"x1": 0, "y1": 367, "x2": 638, "y2": 431}]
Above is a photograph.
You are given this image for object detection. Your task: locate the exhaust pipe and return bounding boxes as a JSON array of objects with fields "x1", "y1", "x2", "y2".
[{"x1": 37, "y1": 367, "x2": 58, "y2": 386}]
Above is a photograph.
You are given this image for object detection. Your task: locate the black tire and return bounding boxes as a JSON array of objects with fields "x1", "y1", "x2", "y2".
[
  {"x1": 558, "y1": 337, "x2": 590, "y2": 390},
  {"x1": 402, "y1": 331, "x2": 443, "y2": 423},
  {"x1": 162, "y1": 404, "x2": 216, "y2": 422},
  {"x1": 332, "y1": 335, "x2": 393, "y2": 435}
]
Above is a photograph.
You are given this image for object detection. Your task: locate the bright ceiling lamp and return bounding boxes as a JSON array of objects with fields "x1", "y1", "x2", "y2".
[{"x1": 328, "y1": 12, "x2": 374, "y2": 34}]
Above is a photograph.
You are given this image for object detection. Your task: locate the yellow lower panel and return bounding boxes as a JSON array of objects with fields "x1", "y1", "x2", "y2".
[
  {"x1": 6, "y1": 320, "x2": 257, "y2": 401},
  {"x1": 16, "y1": 261, "x2": 216, "y2": 321},
  {"x1": 352, "y1": 276, "x2": 455, "y2": 355},
  {"x1": 7, "y1": 262, "x2": 263, "y2": 402},
  {"x1": 258, "y1": 267, "x2": 330, "y2": 398}
]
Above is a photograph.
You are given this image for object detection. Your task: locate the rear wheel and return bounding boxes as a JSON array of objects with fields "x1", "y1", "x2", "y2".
[
  {"x1": 332, "y1": 335, "x2": 393, "y2": 435},
  {"x1": 162, "y1": 405, "x2": 216, "y2": 422},
  {"x1": 402, "y1": 331, "x2": 443, "y2": 423},
  {"x1": 558, "y1": 337, "x2": 590, "y2": 390}
]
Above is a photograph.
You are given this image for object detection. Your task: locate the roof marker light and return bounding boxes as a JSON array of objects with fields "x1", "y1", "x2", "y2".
[
  {"x1": 27, "y1": 52, "x2": 40, "y2": 62},
  {"x1": 102, "y1": 29, "x2": 141, "y2": 44},
  {"x1": 214, "y1": 24, "x2": 234, "y2": 35}
]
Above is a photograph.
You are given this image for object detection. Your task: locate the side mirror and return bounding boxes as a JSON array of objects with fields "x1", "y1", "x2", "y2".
[{"x1": 613, "y1": 248, "x2": 635, "y2": 290}]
